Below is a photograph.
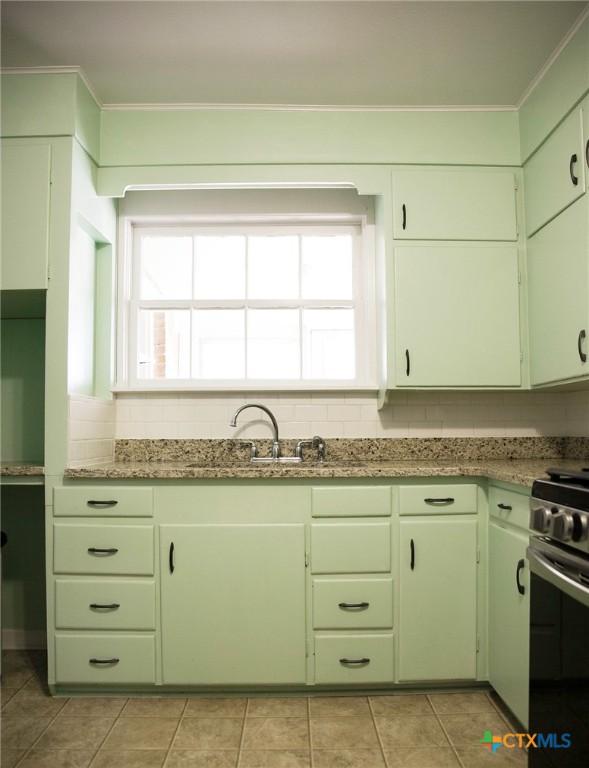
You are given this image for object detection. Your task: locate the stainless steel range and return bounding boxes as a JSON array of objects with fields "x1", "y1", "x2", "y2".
[{"x1": 528, "y1": 467, "x2": 589, "y2": 768}]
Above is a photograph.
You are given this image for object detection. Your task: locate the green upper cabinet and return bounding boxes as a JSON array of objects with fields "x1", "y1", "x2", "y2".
[
  {"x1": 160, "y1": 523, "x2": 306, "y2": 685},
  {"x1": 524, "y1": 106, "x2": 586, "y2": 237},
  {"x1": 1, "y1": 139, "x2": 51, "y2": 290},
  {"x1": 398, "y1": 516, "x2": 478, "y2": 681},
  {"x1": 527, "y1": 196, "x2": 588, "y2": 385},
  {"x1": 393, "y1": 245, "x2": 521, "y2": 387},
  {"x1": 489, "y1": 522, "x2": 530, "y2": 727},
  {"x1": 392, "y1": 171, "x2": 517, "y2": 241}
]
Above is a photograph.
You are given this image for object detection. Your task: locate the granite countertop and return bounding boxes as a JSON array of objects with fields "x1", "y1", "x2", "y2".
[
  {"x1": 63, "y1": 458, "x2": 589, "y2": 487},
  {"x1": 0, "y1": 463, "x2": 45, "y2": 477}
]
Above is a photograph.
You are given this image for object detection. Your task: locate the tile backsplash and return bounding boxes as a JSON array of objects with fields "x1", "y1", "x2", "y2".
[
  {"x1": 114, "y1": 389, "x2": 589, "y2": 440},
  {"x1": 68, "y1": 394, "x2": 116, "y2": 466}
]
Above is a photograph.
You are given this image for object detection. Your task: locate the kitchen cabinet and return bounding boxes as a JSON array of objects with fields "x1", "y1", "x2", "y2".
[
  {"x1": 160, "y1": 523, "x2": 306, "y2": 685},
  {"x1": 393, "y1": 245, "x2": 521, "y2": 387},
  {"x1": 1, "y1": 139, "x2": 51, "y2": 290},
  {"x1": 392, "y1": 171, "x2": 517, "y2": 241},
  {"x1": 399, "y1": 516, "x2": 478, "y2": 681},
  {"x1": 489, "y1": 521, "x2": 530, "y2": 726},
  {"x1": 527, "y1": 195, "x2": 588, "y2": 385},
  {"x1": 524, "y1": 107, "x2": 586, "y2": 237}
]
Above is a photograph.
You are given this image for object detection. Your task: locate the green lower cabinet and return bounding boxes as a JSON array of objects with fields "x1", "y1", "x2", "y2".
[
  {"x1": 55, "y1": 579, "x2": 156, "y2": 631},
  {"x1": 399, "y1": 516, "x2": 478, "y2": 681},
  {"x1": 489, "y1": 522, "x2": 530, "y2": 727},
  {"x1": 160, "y1": 523, "x2": 306, "y2": 685},
  {"x1": 55, "y1": 633, "x2": 156, "y2": 685},
  {"x1": 312, "y1": 577, "x2": 393, "y2": 630},
  {"x1": 314, "y1": 633, "x2": 394, "y2": 684}
]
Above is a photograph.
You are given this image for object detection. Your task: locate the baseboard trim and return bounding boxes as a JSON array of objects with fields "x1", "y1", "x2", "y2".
[{"x1": 2, "y1": 629, "x2": 47, "y2": 650}]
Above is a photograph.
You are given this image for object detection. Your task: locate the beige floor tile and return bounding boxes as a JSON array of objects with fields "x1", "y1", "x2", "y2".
[
  {"x1": 0, "y1": 715, "x2": 52, "y2": 750},
  {"x1": 312, "y1": 749, "x2": 385, "y2": 767},
  {"x1": 35, "y1": 717, "x2": 115, "y2": 751},
  {"x1": 438, "y1": 714, "x2": 507, "y2": 747},
  {"x1": 185, "y1": 698, "x2": 247, "y2": 718},
  {"x1": 370, "y1": 695, "x2": 433, "y2": 717},
  {"x1": 16, "y1": 677, "x2": 52, "y2": 698},
  {"x1": 90, "y1": 749, "x2": 168, "y2": 768},
  {"x1": 19, "y1": 750, "x2": 94, "y2": 767},
  {"x1": 455, "y1": 746, "x2": 528, "y2": 767},
  {"x1": 239, "y1": 750, "x2": 311, "y2": 767},
  {"x1": 61, "y1": 698, "x2": 127, "y2": 717},
  {"x1": 248, "y1": 698, "x2": 308, "y2": 718},
  {"x1": 428, "y1": 693, "x2": 496, "y2": 715},
  {"x1": 0, "y1": 748, "x2": 25, "y2": 768},
  {"x1": 165, "y1": 750, "x2": 238, "y2": 767},
  {"x1": 174, "y1": 718, "x2": 243, "y2": 750},
  {"x1": 384, "y1": 747, "x2": 461, "y2": 767},
  {"x1": 374, "y1": 716, "x2": 449, "y2": 749},
  {"x1": 121, "y1": 697, "x2": 186, "y2": 717},
  {"x1": 1, "y1": 687, "x2": 20, "y2": 706},
  {"x1": 0, "y1": 666, "x2": 35, "y2": 688},
  {"x1": 2, "y1": 689, "x2": 67, "y2": 717},
  {"x1": 311, "y1": 717, "x2": 378, "y2": 750},
  {"x1": 102, "y1": 717, "x2": 178, "y2": 750},
  {"x1": 242, "y1": 717, "x2": 309, "y2": 750},
  {"x1": 309, "y1": 697, "x2": 370, "y2": 718}
]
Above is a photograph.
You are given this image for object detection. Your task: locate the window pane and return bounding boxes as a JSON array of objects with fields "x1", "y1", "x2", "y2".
[
  {"x1": 140, "y1": 236, "x2": 192, "y2": 299},
  {"x1": 301, "y1": 235, "x2": 353, "y2": 299},
  {"x1": 138, "y1": 310, "x2": 190, "y2": 379},
  {"x1": 247, "y1": 309, "x2": 300, "y2": 379},
  {"x1": 248, "y1": 236, "x2": 299, "y2": 299},
  {"x1": 193, "y1": 310, "x2": 245, "y2": 379},
  {"x1": 302, "y1": 309, "x2": 355, "y2": 379},
  {"x1": 194, "y1": 236, "x2": 245, "y2": 299}
]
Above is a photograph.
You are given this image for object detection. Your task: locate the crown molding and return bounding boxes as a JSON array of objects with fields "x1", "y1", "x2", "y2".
[
  {"x1": 100, "y1": 102, "x2": 517, "y2": 113},
  {"x1": 0, "y1": 65, "x2": 103, "y2": 108}
]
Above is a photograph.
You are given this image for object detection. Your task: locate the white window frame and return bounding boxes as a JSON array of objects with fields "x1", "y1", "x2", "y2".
[{"x1": 115, "y1": 215, "x2": 376, "y2": 391}]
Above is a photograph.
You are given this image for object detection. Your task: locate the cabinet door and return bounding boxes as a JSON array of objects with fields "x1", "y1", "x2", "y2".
[
  {"x1": 1, "y1": 141, "x2": 51, "y2": 290},
  {"x1": 524, "y1": 107, "x2": 586, "y2": 236},
  {"x1": 160, "y1": 524, "x2": 306, "y2": 685},
  {"x1": 489, "y1": 523, "x2": 529, "y2": 727},
  {"x1": 392, "y1": 171, "x2": 517, "y2": 241},
  {"x1": 399, "y1": 516, "x2": 477, "y2": 681},
  {"x1": 527, "y1": 196, "x2": 589, "y2": 385},
  {"x1": 394, "y1": 246, "x2": 521, "y2": 387}
]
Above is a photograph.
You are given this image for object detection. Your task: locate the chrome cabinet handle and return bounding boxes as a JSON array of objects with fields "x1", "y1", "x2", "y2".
[
  {"x1": 339, "y1": 657, "x2": 370, "y2": 666},
  {"x1": 570, "y1": 153, "x2": 579, "y2": 185},
  {"x1": 516, "y1": 559, "x2": 526, "y2": 595},
  {"x1": 338, "y1": 602, "x2": 369, "y2": 610},
  {"x1": 424, "y1": 497, "x2": 455, "y2": 504},
  {"x1": 87, "y1": 547, "x2": 118, "y2": 555},
  {"x1": 89, "y1": 657, "x2": 119, "y2": 665},
  {"x1": 578, "y1": 329, "x2": 587, "y2": 363},
  {"x1": 87, "y1": 500, "x2": 118, "y2": 508},
  {"x1": 89, "y1": 603, "x2": 120, "y2": 610}
]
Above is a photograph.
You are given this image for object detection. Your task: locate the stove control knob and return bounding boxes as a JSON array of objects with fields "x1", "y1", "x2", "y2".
[
  {"x1": 551, "y1": 511, "x2": 574, "y2": 541},
  {"x1": 530, "y1": 506, "x2": 552, "y2": 533},
  {"x1": 571, "y1": 512, "x2": 588, "y2": 542}
]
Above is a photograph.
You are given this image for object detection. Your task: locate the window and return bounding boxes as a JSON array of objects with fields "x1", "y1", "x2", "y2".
[{"x1": 118, "y1": 221, "x2": 374, "y2": 389}]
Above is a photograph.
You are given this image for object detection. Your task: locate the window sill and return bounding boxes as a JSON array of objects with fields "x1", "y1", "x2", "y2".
[{"x1": 112, "y1": 382, "x2": 378, "y2": 394}]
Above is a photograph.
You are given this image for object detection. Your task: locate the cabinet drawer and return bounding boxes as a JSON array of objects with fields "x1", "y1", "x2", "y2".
[
  {"x1": 312, "y1": 487, "x2": 391, "y2": 517},
  {"x1": 311, "y1": 522, "x2": 391, "y2": 574},
  {"x1": 313, "y1": 578, "x2": 393, "y2": 629},
  {"x1": 54, "y1": 487, "x2": 153, "y2": 517},
  {"x1": 315, "y1": 633, "x2": 394, "y2": 684},
  {"x1": 55, "y1": 633, "x2": 155, "y2": 684},
  {"x1": 489, "y1": 486, "x2": 530, "y2": 531},
  {"x1": 392, "y1": 170, "x2": 517, "y2": 241},
  {"x1": 524, "y1": 107, "x2": 586, "y2": 236},
  {"x1": 54, "y1": 523, "x2": 154, "y2": 575},
  {"x1": 399, "y1": 485, "x2": 477, "y2": 515},
  {"x1": 55, "y1": 579, "x2": 156, "y2": 630}
]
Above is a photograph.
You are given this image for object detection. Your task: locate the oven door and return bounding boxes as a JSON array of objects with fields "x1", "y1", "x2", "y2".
[{"x1": 528, "y1": 538, "x2": 589, "y2": 767}]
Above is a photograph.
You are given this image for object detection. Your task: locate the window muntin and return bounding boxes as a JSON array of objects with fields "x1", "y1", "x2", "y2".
[{"x1": 124, "y1": 222, "x2": 370, "y2": 388}]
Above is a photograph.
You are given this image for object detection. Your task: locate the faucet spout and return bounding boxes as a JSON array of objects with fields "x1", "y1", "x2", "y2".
[{"x1": 229, "y1": 403, "x2": 281, "y2": 458}]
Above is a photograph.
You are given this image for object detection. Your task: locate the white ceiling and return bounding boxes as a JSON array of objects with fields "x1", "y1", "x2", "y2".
[{"x1": 1, "y1": 1, "x2": 587, "y2": 107}]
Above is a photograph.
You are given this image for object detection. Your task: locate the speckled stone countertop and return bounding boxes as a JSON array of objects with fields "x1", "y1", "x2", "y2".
[
  {"x1": 64, "y1": 436, "x2": 589, "y2": 487},
  {"x1": 0, "y1": 463, "x2": 45, "y2": 477}
]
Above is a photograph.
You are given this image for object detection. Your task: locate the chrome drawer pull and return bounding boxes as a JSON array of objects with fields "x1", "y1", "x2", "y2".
[
  {"x1": 497, "y1": 503, "x2": 513, "y2": 511},
  {"x1": 87, "y1": 500, "x2": 118, "y2": 508},
  {"x1": 89, "y1": 603, "x2": 120, "y2": 611},
  {"x1": 87, "y1": 547, "x2": 119, "y2": 555},
  {"x1": 339, "y1": 657, "x2": 370, "y2": 666},
  {"x1": 89, "y1": 657, "x2": 119, "y2": 665},
  {"x1": 424, "y1": 497, "x2": 455, "y2": 504},
  {"x1": 338, "y1": 602, "x2": 369, "y2": 610}
]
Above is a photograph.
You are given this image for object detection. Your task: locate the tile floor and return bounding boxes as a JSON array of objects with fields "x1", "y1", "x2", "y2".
[{"x1": 1, "y1": 650, "x2": 527, "y2": 768}]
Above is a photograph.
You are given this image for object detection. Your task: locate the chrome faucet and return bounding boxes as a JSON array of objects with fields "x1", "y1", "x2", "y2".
[
  {"x1": 229, "y1": 403, "x2": 281, "y2": 459},
  {"x1": 295, "y1": 436, "x2": 326, "y2": 463}
]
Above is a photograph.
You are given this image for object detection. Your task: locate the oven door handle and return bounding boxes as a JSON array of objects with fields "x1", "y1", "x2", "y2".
[{"x1": 527, "y1": 546, "x2": 589, "y2": 609}]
